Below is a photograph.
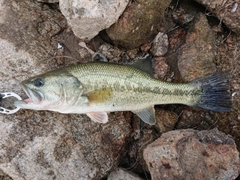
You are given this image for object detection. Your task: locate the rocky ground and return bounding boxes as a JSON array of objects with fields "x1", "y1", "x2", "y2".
[{"x1": 0, "y1": 0, "x2": 240, "y2": 179}]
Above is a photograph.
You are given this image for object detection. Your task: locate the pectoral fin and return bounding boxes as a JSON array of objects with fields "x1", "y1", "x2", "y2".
[
  {"x1": 87, "y1": 112, "x2": 108, "y2": 123},
  {"x1": 86, "y1": 88, "x2": 112, "y2": 104},
  {"x1": 132, "y1": 106, "x2": 156, "y2": 125}
]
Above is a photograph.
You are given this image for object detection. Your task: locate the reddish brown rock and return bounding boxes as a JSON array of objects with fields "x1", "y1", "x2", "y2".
[
  {"x1": 155, "y1": 109, "x2": 178, "y2": 133},
  {"x1": 140, "y1": 43, "x2": 151, "y2": 53},
  {"x1": 178, "y1": 13, "x2": 216, "y2": 81},
  {"x1": 143, "y1": 129, "x2": 240, "y2": 180},
  {"x1": 194, "y1": 0, "x2": 240, "y2": 35},
  {"x1": 175, "y1": 109, "x2": 214, "y2": 130},
  {"x1": 106, "y1": 0, "x2": 171, "y2": 49},
  {"x1": 153, "y1": 57, "x2": 169, "y2": 80}
]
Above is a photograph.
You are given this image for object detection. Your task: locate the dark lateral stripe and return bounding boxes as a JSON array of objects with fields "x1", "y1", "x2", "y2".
[{"x1": 118, "y1": 84, "x2": 200, "y2": 97}]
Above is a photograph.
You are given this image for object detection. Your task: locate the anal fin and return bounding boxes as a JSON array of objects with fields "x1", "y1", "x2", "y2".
[
  {"x1": 132, "y1": 106, "x2": 156, "y2": 125},
  {"x1": 87, "y1": 112, "x2": 108, "y2": 123}
]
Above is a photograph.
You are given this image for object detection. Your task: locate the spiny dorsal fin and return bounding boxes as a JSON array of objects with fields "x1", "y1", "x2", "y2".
[
  {"x1": 132, "y1": 106, "x2": 156, "y2": 125},
  {"x1": 87, "y1": 112, "x2": 108, "y2": 123},
  {"x1": 92, "y1": 52, "x2": 108, "y2": 62},
  {"x1": 130, "y1": 56, "x2": 154, "y2": 76}
]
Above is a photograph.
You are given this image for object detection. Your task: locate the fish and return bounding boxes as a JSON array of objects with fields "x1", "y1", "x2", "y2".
[{"x1": 14, "y1": 57, "x2": 232, "y2": 125}]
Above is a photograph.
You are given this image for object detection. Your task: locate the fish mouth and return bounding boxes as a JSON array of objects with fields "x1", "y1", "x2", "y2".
[
  {"x1": 14, "y1": 82, "x2": 44, "y2": 108},
  {"x1": 20, "y1": 83, "x2": 43, "y2": 104}
]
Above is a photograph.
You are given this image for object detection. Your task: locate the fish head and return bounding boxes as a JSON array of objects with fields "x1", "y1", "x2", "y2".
[{"x1": 14, "y1": 69, "x2": 83, "y2": 111}]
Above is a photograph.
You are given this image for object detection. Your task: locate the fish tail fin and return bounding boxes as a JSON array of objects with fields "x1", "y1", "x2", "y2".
[{"x1": 190, "y1": 71, "x2": 232, "y2": 112}]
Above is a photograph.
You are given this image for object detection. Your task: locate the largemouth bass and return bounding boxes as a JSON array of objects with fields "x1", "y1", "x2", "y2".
[{"x1": 14, "y1": 58, "x2": 232, "y2": 125}]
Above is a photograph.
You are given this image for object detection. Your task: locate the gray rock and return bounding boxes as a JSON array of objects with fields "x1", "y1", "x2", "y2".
[
  {"x1": 0, "y1": 168, "x2": 12, "y2": 180},
  {"x1": 0, "y1": 1, "x2": 131, "y2": 180},
  {"x1": 108, "y1": 168, "x2": 143, "y2": 180},
  {"x1": 194, "y1": 0, "x2": 240, "y2": 35},
  {"x1": 59, "y1": 0, "x2": 129, "y2": 40},
  {"x1": 150, "y1": 32, "x2": 169, "y2": 56},
  {"x1": 143, "y1": 129, "x2": 240, "y2": 180},
  {"x1": 36, "y1": 0, "x2": 59, "y2": 3},
  {"x1": 98, "y1": 43, "x2": 123, "y2": 63},
  {"x1": 0, "y1": 112, "x2": 131, "y2": 180}
]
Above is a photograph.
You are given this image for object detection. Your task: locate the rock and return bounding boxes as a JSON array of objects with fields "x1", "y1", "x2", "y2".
[
  {"x1": 140, "y1": 42, "x2": 151, "y2": 53},
  {"x1": 106, "y1": 0, "x2": 172, "y2": 49},
  {"x1": 194, "y1": 0, "x2": 240, "y2": 35},
  {"x1": 165, "y1": 26, "x2": 186, "y2": 82},
  {"x1": 175, "y1": 109, "x2": 216, "y2": 130},
  {"x1": 172, "y1": 7, "x2": 194, "y2": 26},
  {"x1": 0, "y1": 112, "x2": 131, "y2": 180},
  {"x1": 213, "y1": 33, "x2": 240, "y2": 149},
  {"x1": 36, "y1": 0, "x2": 59, "y2": 3},
  {"x1": 150, "y1": 32, "x2": 169, "y2": 56},
  {"x1": 97, "y1": 43, "x2": 147, "y2": 64},
  {"x1": 125, "y1": 48, "x2": 139, "y2": 60},
  {"x1": 0, "y1": 0, "x2": 67, "y2": 89},
  {"x1": 124, "y1": 119, "x2": 158, "y2": 177},
  {"x1": 0, "y1": 169, "x2": 12, "y2": 180},
  {"x1": 98, "y1": 43, "x2": 124, "y2": 63},
  {"x1": 108, "y1": 168, "x2": 143, "y2": 180},
  {"x1": 0, "y1": 1, "x2": 132, "y2": 180},
  {"x1": 143, "y1": 128, "x2": 240, "y2": 180},
  {"x1": 155, "y1": 109, "x2": 178, "y2": 133},
  {"x1": 178, "y1": 13, "x2": 216, "y2": 81},
  {"x1": 59, "y1": 0, "x2": 129, "y2": 41},
  {"x1": 153, "y1": 57, "x2": 169, "y2": 80}
]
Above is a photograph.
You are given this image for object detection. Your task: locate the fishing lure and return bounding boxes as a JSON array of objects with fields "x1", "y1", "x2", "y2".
[{"x1": 0, "y1": 92, "x2": 22, "y2": 114}]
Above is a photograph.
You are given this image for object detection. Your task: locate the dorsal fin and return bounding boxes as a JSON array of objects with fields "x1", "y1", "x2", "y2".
[
  {"x1": 130, "y1": 56, "x2": 154, "y2": 76},
  {"x1": 92, "y1": 52, "x2": 108, "y2": 62}
]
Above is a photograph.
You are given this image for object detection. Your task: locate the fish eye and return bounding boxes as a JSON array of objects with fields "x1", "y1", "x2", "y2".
[{"x1": 33, "y1": 78, "x2": 45, "y2": 87}]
